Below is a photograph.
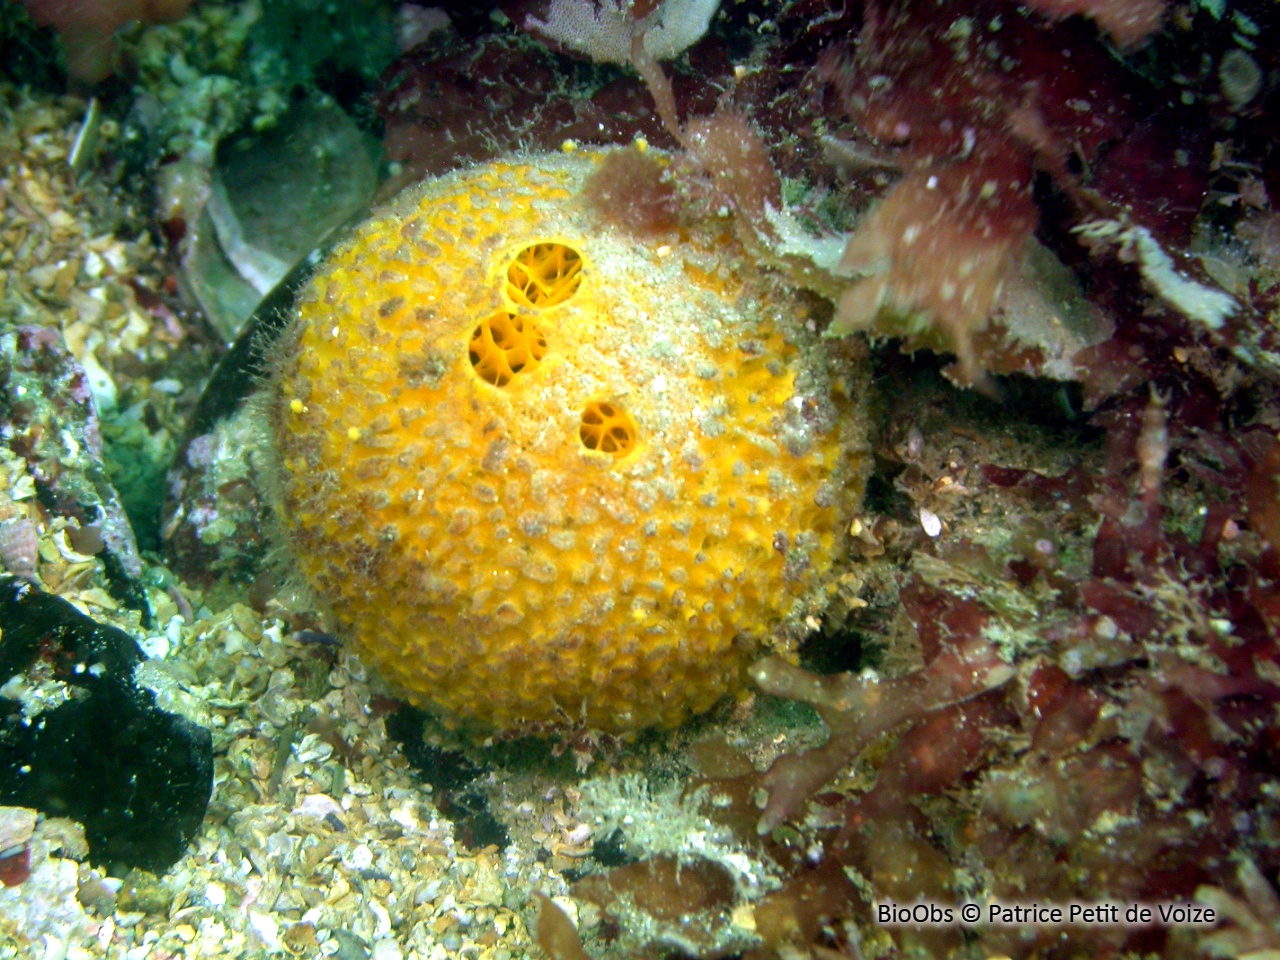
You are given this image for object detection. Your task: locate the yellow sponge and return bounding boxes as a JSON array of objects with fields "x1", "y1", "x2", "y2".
[{"x1": 269, "y1": 150, "x2": 868, "y2": 733}]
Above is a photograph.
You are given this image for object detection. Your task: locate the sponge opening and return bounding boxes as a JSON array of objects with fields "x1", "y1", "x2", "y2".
[
  {"x1": 507, "y1": 242, "x2": 582, "y2": 308},
  {"x1": 580, "y1": 400, "x2": 638, "y2": 455},
  {"x1": 468, "y1": 311, "x2": 548, "y2": 387}
]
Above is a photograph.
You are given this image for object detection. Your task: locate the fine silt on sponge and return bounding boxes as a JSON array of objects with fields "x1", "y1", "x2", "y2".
[{"x1": 269, "y1": 149, "x2": 869, "y2": 734}]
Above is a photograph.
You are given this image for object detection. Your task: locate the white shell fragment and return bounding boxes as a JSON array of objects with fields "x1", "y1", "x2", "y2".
[{"x1": 919, "y1": 508, "x2": 943, "y2": 538}]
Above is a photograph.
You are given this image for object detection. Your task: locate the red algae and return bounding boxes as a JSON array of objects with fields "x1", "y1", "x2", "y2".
[
  {"x1": 814, "y1": 0, "x2": 1159, "y2": 382},
  {"x1": 736, "y1": 362, "x2": 1280, "y2": 956},
  {"x1": 581, "y1": 148, "x2": 681, "y2": 236},
  {"x1": 833, "y1": 163, "x2": 1038, "y2": 383},
  {"x1": 1022, "y1": 0, "x2": 1168, "y2": 47},
  {"x1": 683, "y1": 110, "x2": 784, "y2": 230},
  {"x1": 750, "y1": 627, "x2": 1015, "y2": 833}
]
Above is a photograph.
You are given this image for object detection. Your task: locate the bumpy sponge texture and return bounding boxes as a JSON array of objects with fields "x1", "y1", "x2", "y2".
[{"x1": 271, "y1": 151, "x2": 868, "y2": 733}]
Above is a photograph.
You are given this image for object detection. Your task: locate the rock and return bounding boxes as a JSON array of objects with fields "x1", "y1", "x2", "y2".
[
  {"x1": 179, "y1": 95, "x2": 380, "y2": 343},
  {"x1": 0, "y1": 326, "x2": 148, "y2": 618},
  {"x1": 0, "y1": 576, "x2": 212, "y2": 873}
]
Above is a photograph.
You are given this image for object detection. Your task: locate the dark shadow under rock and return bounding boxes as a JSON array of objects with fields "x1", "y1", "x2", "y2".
[{"x1": 385, "y1": 705, "x2": 510, "y2": 851}]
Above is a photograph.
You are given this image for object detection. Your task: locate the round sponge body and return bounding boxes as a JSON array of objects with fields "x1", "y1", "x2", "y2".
[{"x1": 270, "y1": 151, "x2": 867, "y2": 733}]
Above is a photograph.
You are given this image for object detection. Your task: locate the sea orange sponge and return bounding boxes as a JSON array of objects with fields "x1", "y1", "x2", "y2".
[{"x1": 269, "y1": 150, "x2": 868, "y2": 733}]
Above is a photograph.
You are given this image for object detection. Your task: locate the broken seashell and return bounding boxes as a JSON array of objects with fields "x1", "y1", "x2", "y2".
[{"x1": 0, "y1": 518, "x2": 38, "y2": 578}]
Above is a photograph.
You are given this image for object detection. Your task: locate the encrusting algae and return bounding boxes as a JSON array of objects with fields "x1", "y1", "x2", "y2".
[{"x1": 268, "y1": 148, "x2": 869, "y2": 734}]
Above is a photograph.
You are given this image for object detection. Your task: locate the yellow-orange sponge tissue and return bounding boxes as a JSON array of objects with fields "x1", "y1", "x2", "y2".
[{"x1": 269, "y1": 150, "x2": 869, "y2": 734}]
